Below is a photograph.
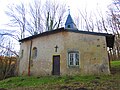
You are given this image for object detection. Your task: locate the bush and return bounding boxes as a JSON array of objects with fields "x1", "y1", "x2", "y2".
[{"x1": 0, "y1": 56, "x2": 17, "y2": 80}]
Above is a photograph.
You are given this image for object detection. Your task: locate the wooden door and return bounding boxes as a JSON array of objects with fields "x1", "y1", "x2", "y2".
[{"x1": 52, "y1": 55, "x2": 60, "y2": 75}]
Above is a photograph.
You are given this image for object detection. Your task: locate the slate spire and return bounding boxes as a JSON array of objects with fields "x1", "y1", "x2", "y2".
[{"x1": 65, "y1": 11, "x2": 77, "y2": 29}]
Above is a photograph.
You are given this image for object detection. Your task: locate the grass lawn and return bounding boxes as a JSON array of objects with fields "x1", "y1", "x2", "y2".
[
  {"x1": 111, "y1": 60, "x2": 120, "y2": 68},
  {"x1": 0, "y1": 61, "x2": 120, "y2": 90}
]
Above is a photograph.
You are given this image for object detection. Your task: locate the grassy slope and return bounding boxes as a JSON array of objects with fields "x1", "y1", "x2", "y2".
[
  {"x1": 111, "y1": 60, "x2": 120, "y2": 68},
  {"x1": 0, "y1": 61, "x2": 120, "y2": 90}
]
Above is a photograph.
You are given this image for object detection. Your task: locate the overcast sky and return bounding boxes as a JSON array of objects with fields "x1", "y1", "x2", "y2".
[{"x1": 0, "y1": 0, "x2": 112, "y2": 29}]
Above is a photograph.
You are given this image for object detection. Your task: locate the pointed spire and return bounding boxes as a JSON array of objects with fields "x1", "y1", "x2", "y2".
[{"x1": 65, "y1": 8, "x2": 77, "y2": 29}]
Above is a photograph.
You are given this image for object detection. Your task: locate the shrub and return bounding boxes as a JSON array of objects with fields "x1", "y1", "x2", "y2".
[{"x1": 0, "y1": 56, "x2": 17, "y2": 80}]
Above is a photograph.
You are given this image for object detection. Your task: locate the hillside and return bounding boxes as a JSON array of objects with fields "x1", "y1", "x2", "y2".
[{"x1": 0, "y1": 61, "x2": 120, "y2": 90}]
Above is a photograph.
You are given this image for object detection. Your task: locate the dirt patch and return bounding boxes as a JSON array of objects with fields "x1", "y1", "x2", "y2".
[
  {"x1": 10, "y1": 87, "x2": 44, "y2": 90},
  {"x1": 110, "y1": 67, "x2": 120, "y2": 74},
  {"x1": 0, "y1": 88, "x2": 7, "y2": 90},
  {"x1": 60, "y1": 86, "x2": 88, "y2": 90},
  {"x1": 74, "y1": 88, "x2": 88, "y2": 90}
]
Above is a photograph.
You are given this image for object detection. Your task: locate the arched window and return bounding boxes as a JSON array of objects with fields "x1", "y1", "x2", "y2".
[
  {"x1": 32, "y1": 47, "x2": 37, "y2": 59},
  {"x1": 20, "y1": 50, "x2": 24, "y2": 58}
]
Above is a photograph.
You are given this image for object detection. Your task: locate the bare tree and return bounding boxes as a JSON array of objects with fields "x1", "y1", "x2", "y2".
[
  {"x1": 5, "y1": 0, "x2": 66, "y2": 38},
  {"x1": 0, "y1": 36, "x2": 18, "y2": 79},
  {"x1": 113, "y1": 0, "x2": 120, "y2": 12},
  {"x1": 107, "y1": 0, "x2": 120, "y2": 35},
  {"x1": 78, "y1": 9, "x2": 90, "y2": 31},
  {"x1": 0, "y1": 52, "x2": 17, "y2": 80},
  {"x1": 78, "y1": 8, "x2": 96, "y2": 32},
  {"x1": 43, "y1": 0, "x2": 66, "y2": 31},
  {"x1": 29, "y1": 0, "x2": 43, "y2": 34},
  {"x1": 0, "y1": 34, "x2": 18, "y2": 57},
  {"x1": 106, "y1": 0, "x2": 120, "y2": 60},
  {"x1": 5, "y1": 3, "x2": 27, "y2": 39},
  {"x1": 74, "y1": 15, "x2": 80, "y2": 29}
]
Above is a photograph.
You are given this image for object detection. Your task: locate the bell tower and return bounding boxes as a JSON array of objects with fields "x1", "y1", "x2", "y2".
[{"x1": 65, "y1": 9, "x2": 77, "y2": 29}]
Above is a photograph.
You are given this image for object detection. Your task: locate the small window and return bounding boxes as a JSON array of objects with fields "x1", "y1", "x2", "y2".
[
  {"x1": 67, "y1": 25, "x2": 71, "y2": 28},
  {"x1": 68, "y1": 51, "x2": 79, "y2": 66},
  {"x1": 32, "y1": 47, "x2": 37, "y2": 59},
  {"x1": 20, "y1": 50, "x2": 24, "y2": 58}
]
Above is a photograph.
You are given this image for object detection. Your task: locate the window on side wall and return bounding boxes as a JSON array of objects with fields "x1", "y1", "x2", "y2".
[
  {"x1": 68, "y1": 51, "x2": 79, "y2": 67},
  {"x1": 20, "y1": 50, "x2": 24, "y2": 58},
  {"x1": 32, "y1": 47, "x2": 37, "y2": 59}
]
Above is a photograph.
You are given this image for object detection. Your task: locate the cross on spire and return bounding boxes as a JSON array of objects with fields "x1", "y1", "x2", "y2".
[
  {"x1": 65, "y1": 6, "x2": 77, "y2": 29},
  {"x1": 68, "y1": 6, "x2": 70, "y2": 14}
]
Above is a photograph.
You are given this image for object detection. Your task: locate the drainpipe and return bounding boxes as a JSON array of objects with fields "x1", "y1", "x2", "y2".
[{"x1": 28, "y1": 40, "x2": 32, "y2": 76}]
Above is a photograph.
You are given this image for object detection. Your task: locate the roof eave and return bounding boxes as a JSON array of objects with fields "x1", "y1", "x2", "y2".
[
  {"x1": 19, "y1": 27, "x2": 65, "y2": 42},
  {"x1": 19, "y1": 28, "x2": 115, "y2": 48}
]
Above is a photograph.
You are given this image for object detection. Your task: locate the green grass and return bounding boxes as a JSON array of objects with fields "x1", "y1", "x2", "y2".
[
  {"x1": 111, "y1": 60, "x2": 120, "y2": 68},
  {"x1": 0, "y1": 61, "x2": 120, "y2": 90},
  {"x1": 0, "y1": 76, "x2": 60, "y2": 88},
  {"x1": 0, "y1": 75, "x2": 96, "y2": 88}
]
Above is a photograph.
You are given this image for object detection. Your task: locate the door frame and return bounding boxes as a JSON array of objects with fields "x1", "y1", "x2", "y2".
[{"x1": 52, "y1": 55, "x2": 60, "y2": 75}]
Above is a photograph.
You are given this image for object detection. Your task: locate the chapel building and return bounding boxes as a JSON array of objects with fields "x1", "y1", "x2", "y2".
[{"x1": 19, "y1": 14, "x2": 114, "y2": 76}]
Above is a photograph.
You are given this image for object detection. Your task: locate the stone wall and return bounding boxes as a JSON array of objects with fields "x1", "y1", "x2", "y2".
[
  {"x1": 62, "y1": 32, "x2": 110, "y2": 75},
  {"x1": 19, "y1": 30, "x2": 110, "y2": 76}
]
